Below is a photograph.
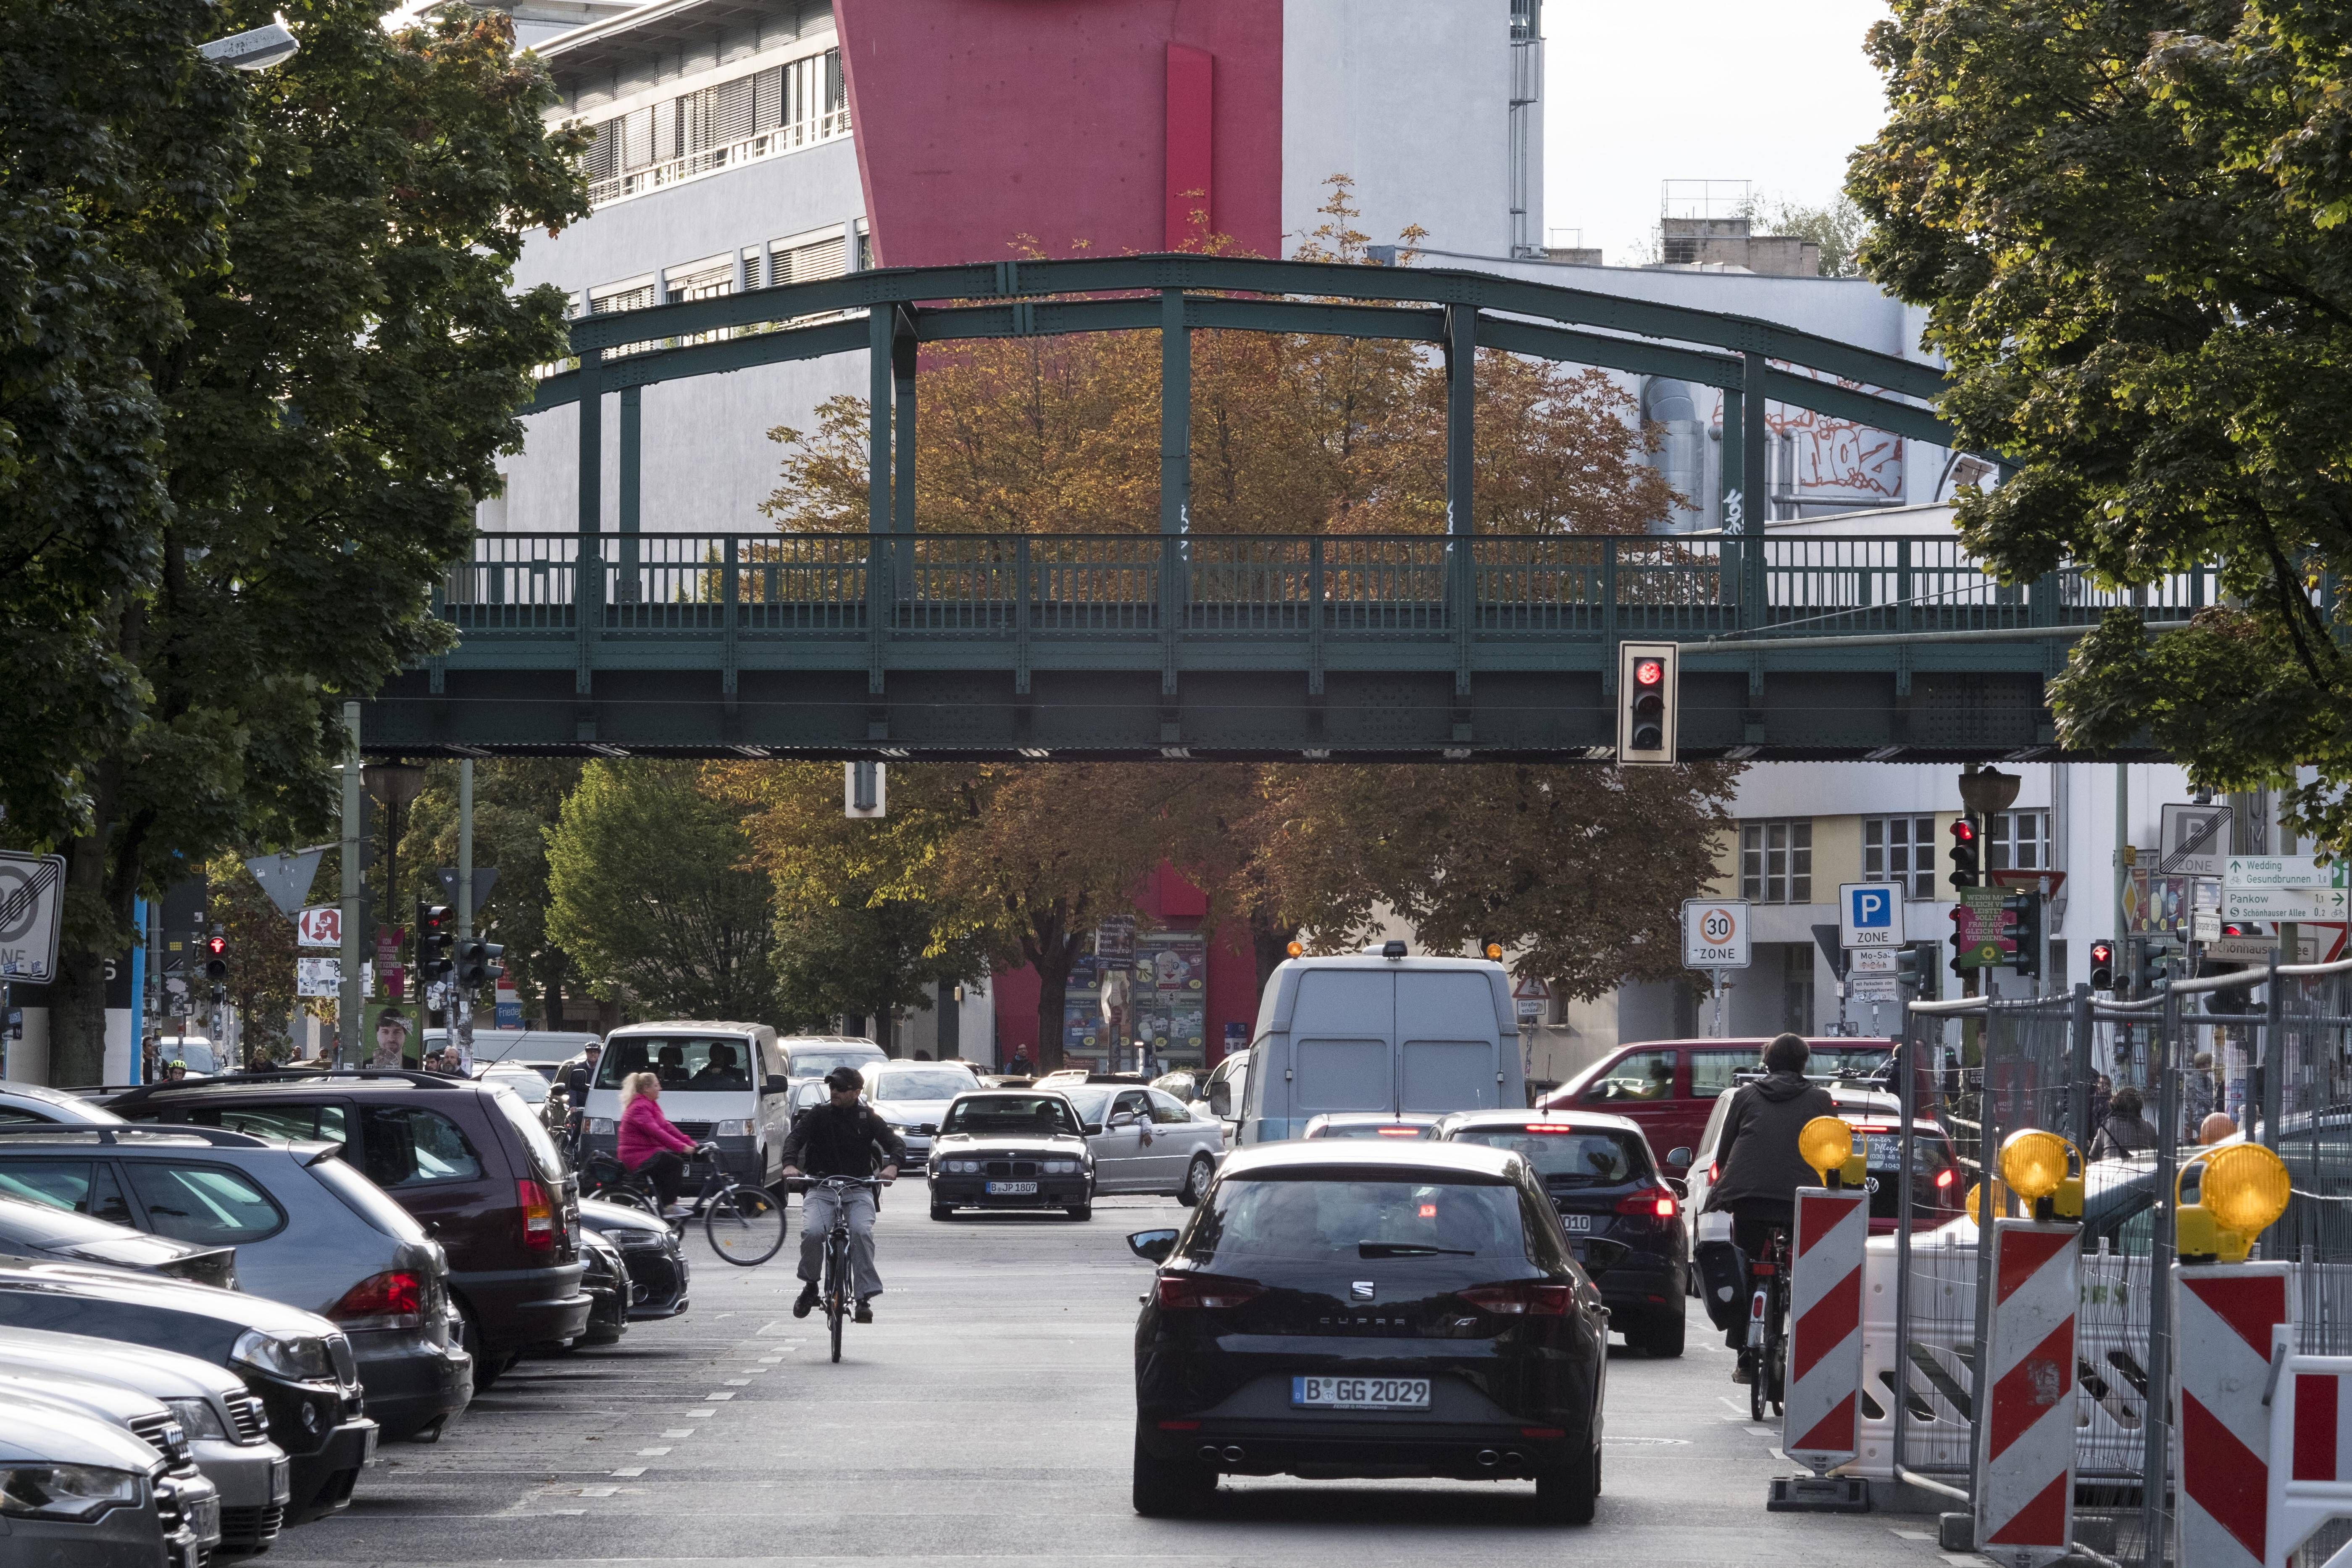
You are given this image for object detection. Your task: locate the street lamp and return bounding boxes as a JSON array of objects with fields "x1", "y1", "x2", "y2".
[{"x1": 199, "y1": 13, "x2": 300, "y2": 70}]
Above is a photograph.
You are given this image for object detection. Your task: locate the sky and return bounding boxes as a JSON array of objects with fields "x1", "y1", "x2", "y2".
[{"x1": 1542, "y1": 0, "x2": 1893, "y2": 266}]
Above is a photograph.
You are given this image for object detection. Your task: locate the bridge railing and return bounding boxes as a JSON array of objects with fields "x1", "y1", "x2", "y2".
[{"x1": 436, "y1": 531, "x2": 2218, "y2": 642}]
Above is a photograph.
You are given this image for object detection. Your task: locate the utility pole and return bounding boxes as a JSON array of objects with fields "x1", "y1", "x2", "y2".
[{"x1": 338, "y1": 702, "x2": 363, "y2": 1067}]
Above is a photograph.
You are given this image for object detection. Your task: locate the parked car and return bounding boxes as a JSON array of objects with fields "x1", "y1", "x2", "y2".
[
  {"x1": 0, "y1": 1191, "x2": 238, "y2": 1288},
  {"x1": 1426, "y1": 1109, "x2": 1689, "y2": 1356},
  {"x1": 1535, "y1": 1037, "x2": 1899, "y2": 1174},
  {"x1": 0, "y1": 1326, "x2": 292, "y2": 1554},
  {"x1": 575, "y1": 1228, "x2": 631, "y2": 1346},
  {"x1": 0, "y1": 1081, "x2": 125, "y2": 1126},
  {"x1": 0, "y1": 1399, "x2": 218, "y2": 1566},
  {"x1": 862, "y1": 1062, "x2": 993, "y2": 1173},
  {"x1": 107, "y1": 1069, "x2": 588, "y2": 1388},
  {"x1": 429, "y1": 1028, "x2": 602, "y2": 1081},
  {"x1": 0, "y1": 1260, "x2": 376, "y2": 1522},
  {"x1": 584, "y1": 1022, "x2": 789, "y2": 1189},
  {"x1": 1125, "y1": 1139, "x2": 1608, "y2": 1521},
  {"x1": 1234, "y1": 947, "x2": 1524, "y2": 1144},
  {"x1": 1680, "y1": 1079, "x2": 1962, "y2": 1237},
  {"x1": 1301, "y1": 1113, "x2": 1440, "y2": 1140},
  {"x1": 0, "y1": 1122, "x2": 472, "y2": 1441},
  {"x1": 1055, "y1": 1083, "x2": 1224, "y2": 1203},
  {"x1": 0, "y1": 1367, "x2": 226, "y2": 1558},
  {"x1": 925, "y1": 1091, "x2": 1096, "y2": 1219},
  {"x1": 1151, "y1": 1070, "x2": 1202, "y2": 1104},
  {"x1": 577, "y1": 1196, "x2": 689, "y2": 1318},
  {"x1": 776, "y1": 1036, "x2": 889, "y2": 1083}
]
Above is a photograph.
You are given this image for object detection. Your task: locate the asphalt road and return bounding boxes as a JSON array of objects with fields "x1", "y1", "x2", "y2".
[{"x1": 276, "y1": 1194, "x2": 1977, "y2": 1567}]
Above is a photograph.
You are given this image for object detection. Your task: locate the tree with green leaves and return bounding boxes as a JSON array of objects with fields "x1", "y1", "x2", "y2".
[
  {"x1": 1849, "y1": 0, "x2": 2352, "y2": 843},
  {"x1": 32, "y1": 0, "x2": 587, "y2": 1084},
  {"x1": 401, "y1": 759, "x2": 585, "y2": 1029}
]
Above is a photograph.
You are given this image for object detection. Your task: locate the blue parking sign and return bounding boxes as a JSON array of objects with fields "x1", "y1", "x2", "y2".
[{"x1": 1839, "y1": 882, "x2": 1903, "y2": 948}]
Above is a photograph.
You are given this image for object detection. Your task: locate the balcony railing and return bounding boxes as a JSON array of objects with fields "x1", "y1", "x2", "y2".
[{"x1": 584, "y1": 109, "x2": 850, "y2": 210}]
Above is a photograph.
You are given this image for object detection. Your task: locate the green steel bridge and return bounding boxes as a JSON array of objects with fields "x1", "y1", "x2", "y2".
[{"x1": 369, "y1": 255, "x2": 2209, "y2": 762}]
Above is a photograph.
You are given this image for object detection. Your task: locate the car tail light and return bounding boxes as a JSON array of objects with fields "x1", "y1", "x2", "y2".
[
  {"x1": 1459, "y1": 1281, "x2": 1573, "y2": 1316},
  {"x1": 1374, "y1": 1126, "x2": 1421, "y2": 1137},
  {"x1": 328, "y1": 1271, "x2": 423, "y2": 1331},
  {"x1": 1615, "y1": 1185, "x2": 1678, "y2": 1219},
  {"x1": 519, "y1": 1179, "x2": 557, "y2": 1251},
  {"x1": 1936, "y1": 1167, "x2": 1956, "y2": 1190},
  {"x1": 1154, "y1": 1273, "x2": 1265, "y2": 1310},
  {"x1": 1707, "y1": 1161, "x2": 1720, "y2": 1184},
  {"x1": 1524, "y1": 1123, "x2": 1577, "y2": 1134}
]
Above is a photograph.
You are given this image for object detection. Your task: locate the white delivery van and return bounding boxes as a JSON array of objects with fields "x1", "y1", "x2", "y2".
[
  {"x1": 1234, "y1": 946, "x2": 1524, "y2": 1144},
  {"x1": 584, "y1": 1021, "x2": 788, "y2": 1187}
]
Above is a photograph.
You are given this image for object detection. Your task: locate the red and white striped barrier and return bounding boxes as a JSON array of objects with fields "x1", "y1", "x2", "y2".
[
  {"x1": 1973, "y1": 1219, "x2": 2080, "y2": 1568},
  {"x1": 1784, "y1": 1185, "x2": 1869, "y2": 1473},
  {"x1": 2267, "y1": 1352, "x2": 2352, "y2": 1568},
  {"x1": 2176, "y1": 1262, "x2": 2295, "y2": 1568}
]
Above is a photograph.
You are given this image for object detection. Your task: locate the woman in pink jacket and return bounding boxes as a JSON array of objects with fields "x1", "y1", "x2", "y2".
[{"x1": 618, "y1": 1072, "x2": 700, "y2": 1217}]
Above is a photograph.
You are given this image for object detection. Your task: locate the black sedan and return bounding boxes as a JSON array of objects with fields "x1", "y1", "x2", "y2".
[
  {"x1": 926, "y1": 1092, "x2": 1096, "y2": 1220},
  {"x1": 579, "y1": 1197, "x2": 690, "y2": 1319},
  {"x1": 1128, "y1": 1141, "x2": 1607, "y2": 1522},
  {"x1": 1426, "y1": 1109, "x2": 1689, "y2": 1357}
]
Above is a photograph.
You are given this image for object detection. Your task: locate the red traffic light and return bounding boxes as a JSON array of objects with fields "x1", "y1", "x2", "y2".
[
  {"x1": 204, "y1": 936, "x2": 226, "y2": 958},
  {"x1": 1949, "y1": 819, "x2": 1976, "y2": 843},
  {"x1": 1634, "y1": 658, "x2": 1664, "y2": 687},
  {"x1": 2089, "y1": 941, "x2": 2114, "y2": 964}
]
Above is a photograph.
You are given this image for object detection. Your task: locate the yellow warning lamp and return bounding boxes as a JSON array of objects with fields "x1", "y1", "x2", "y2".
[
  {"x1": 1998, "y1": 1129, "x2": 2084, "y2": 1221},
  {"x1": 1484, "y1": 942, "x2": 1504, "y2": 960},
  {"x1": 2176, "y1": 1143, "x2": 2291, "y2": 1263},
  {"x1": 1799, "y1": 1116, "x2": 1865, "y2": 1189},
  {"x1": 1285, "y1": 940, "x2": 1303, "y2": 958}
]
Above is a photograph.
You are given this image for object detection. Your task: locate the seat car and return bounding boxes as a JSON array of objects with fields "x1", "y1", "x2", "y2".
[
  {"x1": 0, "y1": 1081, "x2": 125, "y2": 1126},
  {"x1": 0, "y1": 1260, "x2": 377, "y2": 1523},
  {"x1": 1536, "y1": 1038, "x2": 1900, "y2": 1174},
  {"x1": 0, "y1": 1191, "x2": 238, "y2": 1288},
  {"x1": 1302, "y1": 1114, "x2": 1440, "y2": 1141},
  {"x1": 108, "y1": 1069, "x2": 589, "y2": 1388},
  {"x1": 577, "y1": 1197, "x2": 689, "y2": 1318},
  {"x1": 429, "y1": 1028, "x2": 602, "y2": 1081},
  {"x1": 862, "y1": 1062, "x2": 993, "y2": 1173},
  {"x1": 0, "y1": 1326, "x2": 292, "y2": 1553},
  {"x1": 0, "y1": 1368, "x2": 225, "y2": 1559},
  {"x1": 1681, "y1": 1079, "x2": 1962, "y2": 1237},
  {"x1": 584, "y1": 1022, "x2": 789, "y2": 1188},
  {"x1": 0, "y1": 1400, "x2": 218, "y2": 1567},
  {"x1": 1426, "y1": 1110, "x2": 1688, "y2": 1356},
  {"x1": 1126, "y1": 1140, "x2": 1608, "y2": 1522},
  {"x1": 925, "y1": 1091, "x2": 1096, "y2": 1218},
  {"x1": 1057, "y1": 1083, "x2": 1224, "y2": 1204},
  {"x1": 0, "y1": 1123, "x2": 472, "y2": 1441}
]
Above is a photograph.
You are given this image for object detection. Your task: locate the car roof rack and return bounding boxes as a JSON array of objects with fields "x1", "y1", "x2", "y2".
[
  {"x1": 108, "y1": 1066, "x2": 463, "y2": 1108},
  {"x1": 0, "y1": 1124, "x2": 278, "y2": 1149}
]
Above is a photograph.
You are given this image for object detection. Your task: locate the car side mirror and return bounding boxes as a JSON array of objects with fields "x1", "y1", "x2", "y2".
[
  {"x1": 1128, "y1": 1229, "x2": 1180, "y2": 1264},
  {"x1": 1108, "y1": 1111, "x2": 1139, "y2": 1128},
  {"x1": 1666, "y1": 1146, "x2": 1694, "y2": 1168},
  {"x1": 1578, "y1": 1237, "x2": 1633, "y2": 1279},
  {"x1": 763, "y1": 1075, "x2": 787, "y2": 1096},
  {"x1": 1207, "y1": 1083, "x2": 1231, "y2": 1116},
  {"x1": 1664, "y1": 1177, "x2": 1689, "y2": 1200}
]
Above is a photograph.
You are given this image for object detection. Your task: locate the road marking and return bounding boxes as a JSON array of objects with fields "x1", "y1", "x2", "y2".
[
  {"x1": 1889, "y1": 1528, "x2": 1936, "y2": 1540},
  {"x1": 1719, "y1": 1397, "x2": 1748, "y2": 1415},
  {"x1": 724, "y1": 1378, "x2": 750, "y2": 1386},
  {"x1": 575, "y1": 1486, "x2": 619, "y2": 1497},
  {"x1": 660, "y1": 1429, "x2": 694, "y2": 1438},
  {"x1": 685, "y1": 1410, "x2": 715, "y2": 1418},
  {"x1": 702, "y1": 1392, "x2": 736, "y2": 1400},
  {"x1": 636, "y1": 1448, "x2": 671, "y2": 1456},
  {"x1": 610, "y1": 1467, "x2": 647, "y2": 1478}
]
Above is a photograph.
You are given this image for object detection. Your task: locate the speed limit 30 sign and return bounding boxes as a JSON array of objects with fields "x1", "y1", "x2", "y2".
[{"x1": 1682, "y1": 899, "x2": 1752, "y2": 970}]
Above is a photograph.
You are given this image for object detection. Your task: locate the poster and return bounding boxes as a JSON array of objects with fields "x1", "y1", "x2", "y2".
[
  {"x1": 1060, "y1": 953, "x2": 1104, "y2": 1067},
  {"x1": 1134, "y1": 930, "x2": 1208, "y2": 1068}
]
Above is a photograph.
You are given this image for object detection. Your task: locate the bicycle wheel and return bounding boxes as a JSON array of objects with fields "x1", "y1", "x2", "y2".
[
  {"x1": 705, "y1": 1185, "x2": 788, "y2": 1266},
  {"x1": 827, "y1": 1231, "x2": 848, "y2": 1363}
]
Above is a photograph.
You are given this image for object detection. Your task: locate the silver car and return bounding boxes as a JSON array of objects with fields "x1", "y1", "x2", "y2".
[
  {"x1": 1055, "y1": 1084, "x2": 1223, "y2": 1203},
  {"x1": 860, "y1": 1063, "x2": 991, "y2": 1172},
  {"x1": 0, "y1": 1399, "x2": 217, "y2": 1566},
  {"x1": 0, "y1": 1327, "x2": 290, "y2": 1553}
]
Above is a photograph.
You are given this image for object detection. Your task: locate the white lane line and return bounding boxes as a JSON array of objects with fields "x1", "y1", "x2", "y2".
[
  {"x1": 636, "y1": 1448, "x2": 671, "y2": 1457},
  {"x1": 610, "y1": 1467, "x2": 647, "y2": 1478}
]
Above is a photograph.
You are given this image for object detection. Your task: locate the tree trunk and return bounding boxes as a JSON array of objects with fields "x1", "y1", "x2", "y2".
[
  {"x1": 1033, "y1": 962, "x2": 1066, "y2": 1074},
  {"x1": 877, "y1": 1009, "x2": 898, "y2": 1058}
]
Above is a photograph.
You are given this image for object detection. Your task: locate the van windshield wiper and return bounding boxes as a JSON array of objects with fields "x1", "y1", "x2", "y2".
[{"x1": 1358, "y1": 1242, "x2": 1475, "y2": 1258}]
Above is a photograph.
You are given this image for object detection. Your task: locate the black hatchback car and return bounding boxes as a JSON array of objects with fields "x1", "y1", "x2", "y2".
[
  {"x1": 1426, "y1": 1109, "x2": 1689, "y2": 1357},
  {"x1": 1127, "y1": 1141, "x2": 1608, "y2": 1523}
]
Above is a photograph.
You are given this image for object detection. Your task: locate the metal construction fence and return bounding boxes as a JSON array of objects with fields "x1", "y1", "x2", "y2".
[{"x1": 1877, "y1": 956, "x2": 2352, "y2": 1565}]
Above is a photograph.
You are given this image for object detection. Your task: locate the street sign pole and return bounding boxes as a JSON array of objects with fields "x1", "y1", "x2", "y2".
[
  {"x1": 338, "y1": 701, "x2": 363, "y2": 1069},
  {"x1": 456, "y1": 759, "x2": 474, "y2": 1068}
]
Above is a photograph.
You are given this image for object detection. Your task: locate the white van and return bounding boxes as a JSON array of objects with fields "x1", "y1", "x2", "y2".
[
  {"x1": 584, "y1": 1021, "x2": 788, "y2": 1187},
  {"x1": 1233, "y1": 948, "x2": 1524, "y2": 1144}
]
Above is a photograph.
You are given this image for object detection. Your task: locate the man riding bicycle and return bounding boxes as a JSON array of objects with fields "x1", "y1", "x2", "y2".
[
  {"x1": 781, "y1": 1066, "x2": 905, "y2": 1323},
  {"x1": 1699, "y1": 1032, "x2": 1836, "y2": 1384}
]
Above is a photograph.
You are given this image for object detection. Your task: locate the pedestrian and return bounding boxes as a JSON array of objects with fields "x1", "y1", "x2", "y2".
[
  {"x1": 2089, "y1": 1085, "x2": 2158, "y2": 1161},
  {"x1": 1008, "y1": 1046, "x2": 1034, "y2": 1078},
  {"x1": 2183, "y1": 1051, "x2": 2216, "y2": 1140},
  {"x1": 561, "y1": 1043, "x2": 602, "y2": 1147},
  {"x1": 2199, "y1": 1111, "x2": 2238, "y2": 1145},
  {"x1": 2090, "y1": 1074, "x2": 2113, "y2": 1136},
  {"x1": 618, "y1": 1071, "x2": 699, "y2": 1218}
]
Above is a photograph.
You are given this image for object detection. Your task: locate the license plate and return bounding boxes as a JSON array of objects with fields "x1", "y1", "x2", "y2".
[
  {"x1": 1291, "y1": 1376, "x2": 1431, "y2": 1410},
  {"x1": 1562, "y1": 1213, "x2": 1592, "y2": 1232},
  {"x1": 986, "y1": 1181, "x2": 1038, "y2": 1195},
  {"x1": 189, "y1": 1493, "x2": 221, "y2": 1545}
]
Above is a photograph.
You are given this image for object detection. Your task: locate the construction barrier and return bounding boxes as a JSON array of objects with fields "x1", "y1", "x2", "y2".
[
  {"x1": 2176, "y1": 1261, "x2": 2295, "y2": 1568},
  {"x1": 1973, "y1": 1218, "x2": 2081, "y2": 1568},
  {"x1": 2266, "y1": 1351, "x2": 2352, "y2": 1568},
  {"x1": 1784, "y1": 1185, "x2": 1869, "y2": 1472}
]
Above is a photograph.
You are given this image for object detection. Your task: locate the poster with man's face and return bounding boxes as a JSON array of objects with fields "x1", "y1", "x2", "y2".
[{"x1": 372, "y1": 1008, "x2": 411, "y2": 1068}]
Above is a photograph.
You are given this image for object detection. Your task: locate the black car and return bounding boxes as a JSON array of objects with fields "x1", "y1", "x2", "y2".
[
  {"x1": 578, "y1": 1197, "x2": 690, "y2": 1319},
  {"x1": 0, "y1": 1259, "x2": 377, "y2": 1523},
  {"x1": 576, "y1": 1228, "x2": 631, "y2": 1346},
  {"x1": 925, "y1": 1091, "x2": 1096, "y2": 1219},
  {"x1": 1127, "y1": 1141, "x2": 1608, "y2": 1522},
  {"x1": 1426, "y1": 1109, "x2": 1689, "y2": 1357}
]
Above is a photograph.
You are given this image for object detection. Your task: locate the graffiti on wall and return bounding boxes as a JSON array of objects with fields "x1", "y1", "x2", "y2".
[{"x1": 1713, "y1": 365, "x2": 1905, "y2": 506}]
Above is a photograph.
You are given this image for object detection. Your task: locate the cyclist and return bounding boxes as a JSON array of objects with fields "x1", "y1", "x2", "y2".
[
  {"x1": 560, "y1": 1042, "x2": 603, "y2": 1150},
  {"x1": 1700, "y1": 1031, "x2": 1836, "y2": 1384},
  {"x1": 781, "y1": 1066, "x2": 904, "y2": 1323}
]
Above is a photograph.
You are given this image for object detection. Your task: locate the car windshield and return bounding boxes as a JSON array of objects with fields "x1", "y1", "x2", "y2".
[
  {"x1": 1451, "y1": 1127, "x2": 1648, "y2": 1185},
  {"x1": 866, "y1": 1069, "x2": 974, "y2": 1103},
  {"x1": 1811, "y1": 1045, "x2": 1893, "y2": 1079},
  {"x1": 1057, "y1": 1087, "x2": 1114, "y2": 1126},
  {"x1": 1187, "y1": 1175, "x2": 1526, "y2": 1263},
  {"x1": 939, "y1": 1096, "x2": 1081, "y2": 1137},
  {"x1": 597, "y1": 1036, "x2": 753, "y2": 1092},
  {"x1": 787, "y1": 1048, "x2": 886, "y2": 1081}
]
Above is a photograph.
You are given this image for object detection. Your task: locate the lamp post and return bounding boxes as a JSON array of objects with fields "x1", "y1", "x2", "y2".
[{"x1": 197, "y1": 13, "x2": 299, "y2": 70}]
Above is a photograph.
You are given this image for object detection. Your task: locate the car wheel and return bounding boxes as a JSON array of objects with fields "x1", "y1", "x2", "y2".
[
  {"x1": 455, "y1": 1300, "x2": 514, "y2": 1391},
  {"x1": 1176, "y1": 1152, "x2": 1215, "y2": 1208},
  {"x1": 1637, "y1": 1308, "x2": 1686, "y2": 1359},
  {"x1": 1531, "y1": 1441, "x2": 1599, "y2": 1525},
  {"x1": 1067, "y1": 1203, "x2": 1092, "y2": 1221},
  {"x1": 931, "y1": 1203, "x2": 954, "y2": 1221},
  {"x1": 1131, "y1": 1426, "x2": 1217, "y2": 1517}
]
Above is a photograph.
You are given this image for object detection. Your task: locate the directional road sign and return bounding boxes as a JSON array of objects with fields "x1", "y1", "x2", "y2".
[
  {"x1": 2158, "y1": 803, "x2": 2234, "y2": 878},
  {"x1": 1683, "y1": 899, "x2": 1752, "y2": 970},
  {"x1": 0, "y1": 851, "x2": 67, "y2": 983},
  {"x1": 1839, "y1": 883, "x2": 1905, "y2": 949}
]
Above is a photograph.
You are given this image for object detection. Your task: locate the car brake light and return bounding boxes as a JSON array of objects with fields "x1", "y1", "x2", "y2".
[
  {"x1": 328, "y1": 1271, "x2": 424, "y2": 1331},
  {"x1": 519, "y1": 1179, "x2": 557, "y2": 1251},
  {"x1": 1614, "y1": 1185, "x2": 1677, "y2": 1219},
  {"x1": 1459, "y1": 1281, "x2": 1573, "y2": 1316},
  {"x1": 1936, "y1": 1168, "x2": 1956, "y2": 1189},
  {"x1": 1374, "y1": 1126, "x2": 1421, "y2": 1137},
  {"x1": 1708, "y1": 1162, "x2": 1720, "y2": 1184},
  {"x1": 1155, "y1": 1273, "x2": 1265, "y2": 1310},
  {"x1": 1524, "y1": 1123, "x2": 1577, "y2": 1133}
]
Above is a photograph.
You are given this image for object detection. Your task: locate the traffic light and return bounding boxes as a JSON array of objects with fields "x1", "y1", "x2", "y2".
[
  {"x1": 1947, "y1": 816, "x2": 1981, "y2": 889},
  {"x1": 2007, "y1": 892, "x2": 2042, "y2": 979},
  {"x1": 1949, "y1": 905, "x2": 1972, "y2": 977},
  {"x1": 416, "y1": 902, "x2": 454, "y2": 982},
  {"x1": 201, "y1": 934, "x2": 229, "y2": 982},
  {"x1": 456, "y1": 939, "x2": 503, "y2": 989},
  {"x1": 1615, "y1": 642, "x2": 1678, "y2": 765},
  {"x1": 2130, "y1": 937, "x2": 2175, "y2": 995},
  {"x1": 2205, "y1": 923, "x2": 2261, "y2": 1015},
  {"x1": 2088, "y1": 939, "x2": 2115, "y2": 991},
  {"x1": 1895, "y1": 940, "x2": 1940, "y2": 1000}
]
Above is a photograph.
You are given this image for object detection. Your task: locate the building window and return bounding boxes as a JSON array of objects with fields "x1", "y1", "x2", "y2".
[
  {"x1": 1987, "y1": 810, "x2": 2049, "y2": 873},
  {"x1": 1740, "y1": 820, "x2": 1812, "y2": 904},
  {"x1": 1863, "y1": 815, "x2": 1937, "y2": 900},
  {"x1": 578, "y1": 47, "x2": 850, "y2": 209},
  {"x1": 1781, "y1": 945, "x2": 1815, "y2": 1036}
]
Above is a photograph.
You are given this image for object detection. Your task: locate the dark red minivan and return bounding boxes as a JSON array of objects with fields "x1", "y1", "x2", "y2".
[
  {"x1": 1536, "y1": 1039, "x2": 1906, "y2": 1173},
  {"x1": 113, "y1": 1070, "x2": 589, "y2": 1384}
]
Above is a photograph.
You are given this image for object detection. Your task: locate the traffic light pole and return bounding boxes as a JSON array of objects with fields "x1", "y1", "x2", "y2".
[
  {"x1": 338, "y1": 702, "x2": 363, "y2": 1069},
  {"x1": 456, "y1": 760, "x2": 474, "y2": 1070}
]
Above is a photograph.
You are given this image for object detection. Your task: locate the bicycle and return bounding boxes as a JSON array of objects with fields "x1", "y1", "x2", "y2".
[
  {"x1": 1746, "y1": 1224, "x2": 1791, "y2": 1422},
  {"x1": 581, "y1": 1144, "x2": 789, "y2": 1266},
  {"x1": 796, "y1": 1174, "x2": 884, "y2": 1363}
]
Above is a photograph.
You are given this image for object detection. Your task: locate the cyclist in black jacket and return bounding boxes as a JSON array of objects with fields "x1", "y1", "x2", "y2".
[{"x1": 781, "y1": 1066, "x2": 904, "y2": 1322}]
